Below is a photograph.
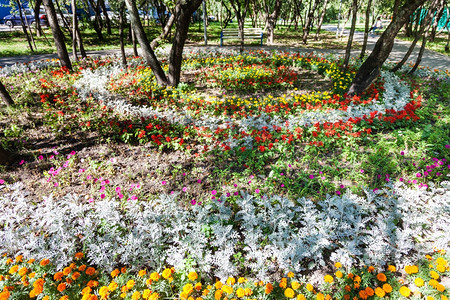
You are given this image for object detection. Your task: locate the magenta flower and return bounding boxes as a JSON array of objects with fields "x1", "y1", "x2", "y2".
[
  {"x1": 190, "y1": 199, "x2": 196, "y2": 205},
  {"x1": 339, "y1": 184, "x2": 344, "y2": 189},
  {"x1": 400, "y1": 151, "x2": 405, "y2": 155},
  {"x1": 336, "y1": 191, "x2": 341, "y2": 195},
  {"x1": 280, "y1": 184, "x2": 285, "y2": 187},
  {"x1": 182, "y1": 187, "x2": 187, "y2": 192},
  {"x1": 211, "y1": 190, "x2": 217, "y2": 195},
  {"x1": 234, "y1": 184, "x2": 237, "y2": 187},
  {"x1": 255, "y1": 189, "x2": 260, "y2": 193},
  {"x1": 19, "y1": 160, "x2": 25, "y2": 165},
  {"x1": 445, "y1": 144, "x2": 450, "y2": 149},
  {"x1": 226, "y1": 192, "x2": 231, "y2": 197},
  {"x1": 309, "y1": 175, "x2": 314, "y2": 179},
  {"x1": 38, "y1": 155, "x2": 44, "y2": 160},
  {"x1": 360, "y1": 169, "x2": 364, "y2": 173},
  {"x1": 118, "y1": 193, "x2": 124, "y2": 199},
  {"x1": 0, "y1": 179, "x2": 4, "y2": 184},
  {"x1": 115, "y1": 187, "x2": 121, "y2": 193},
  {"x1": 100, "y1": 194, "x2": 106, "y2": 199},
  {"x1": 416, "y1": 173, "x2": 422, "y2": 177},
  {"x1": 233, "y1": 191, "x2": 238, "y2": 196},
  {"x1": 399, "y1": 178, "x2": 404, "y2": 182},
  {"x1": 54, "y1": 182, "x2": 59, "y2": 187},
  {"x1": 162, "y1": 180, "x2": 167, "y2": 185},
  {"x1": 197, "y1": 179, "x2": 202, "y2": 183},
  {"x1": 78, "y1": 169, "x2": 85, "y2": 173}
]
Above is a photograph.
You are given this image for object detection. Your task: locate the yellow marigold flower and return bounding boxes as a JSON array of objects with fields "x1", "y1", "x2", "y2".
[
  {"x1": 40, "y1": 259, "x2": 50, "y2": 266},
  {"x1": 99, "y1": 286, "x2": 109, "y2": 299},
  {"x1": 142, "y1": 289, "x2": 151, "y2": 299},
  {"x1": 292, "y1": 281, "x2": 301, "y2": 290},
  {"x1": 426, "y1": 255, "x2": 433, "y2": 260},
  {"x1": 430, "y1": 270, "x2": 439, "y2": 279},
  {"x1": 5, "y1": 258, "x2": 13, "y2": 264},
  {"x1": 85, "y1": 267, "x2": 96, "y2": 276},
  {"x1": 436, "y1": 257, "x2": 447, "y2": 266},
  {"x1": 436, "y1": 264, "x2": 446, "y2": 272},
  {"x1": 222, "y1": 285, "x2": 233, "y2": 295},
  {"x1": 121, "y1": 267, "x2": 127, "y2": 274},
  {"x1": 42, "y1": 296, "x2": 49, "y2": 300},
  {"x1": 149, "y1": 293, "x2": 159, "y2": 300},
  {"x1": 15, "y1": 255, "x2": 23, "y2": 262},
  {"x1": 441, "y1": 295, "x2": 448, "y2": 300},
  {"x1": 284, "y1": 288, "x2": 295, "y2": 298},
  {"x1": 150, "y1": 272, "x2": 160, "y2": 281},
  {"x1": 9, "y1": 265, "x2": 19, "y2": 274},
  {"x1": 29, "y1": 272, "x2": 36, "y2": 279},
  {"x1": 79, "y1": 265, "x2": 87, "y2": 271},
  {"x1": 126, "y1": 280, "x2": 135, "y2": 289},
  {"x1": 138, "y1": 270, "x2": 147, "y2": 277},
  {"x1": 237, "y1": 277, "x2": 247, "y2": 283},
  {"x1": 244, "y1": 287, "x2": 252, "y2": 296},
  {"x1": 18, "y1": 267, "x2": 28, "y2": 276},
  {"x1": 427, "y1": 297, "x2": 435, "y2": 300},
  {"x1": 399, "y1": 286, "x2": 411, "y2": 297},
  {"x1": 387, "y1": 265, "x2": 396, "y2": 272},
  {"x1": 57, "y1": 282, "x2": 66, "y2": 292},
  {"x1": 436, "y1": 283, "x2": 445, "y2": 292},
  {"x1": 226, "y1": 277, "x2": 235, "y2": 285},
  {"x1": 54, "y1": 271, "x2": 64, "y2": 281},
  {"x1": 404, "y1": 265, "x2": 418, "y2": 274},
  {"x1": 376, "y1": 273, "x2": 387, "y2": 282},
  {"x1": 108, "y1": 281, "x2": 118, "y2": 292},
  {"x1": 306, "y1": 283, "x2": 314, "y2": 292},
  {"x1": 188, "y1": 271, "x2": 198, "y2": 281},
  {"x1": 179, "y1": 292, "x2": 189, "y2": 300},
  {"x1": 375, "y1": 287, "x2": 385, "y2": 298},
  {"x1": 215, "y1": 289, "x2": 223, "y2": 300},
  {"x1": 324, "y1": 275, "x2": 334, "y2": 283},
  {"x1": 235, "y1": 288, "x2": 245, "y2": 298},
  {"x1": 215, "y1": 281, "x2": 223, "y2": 289},
  {"x1": 59, "y1": 296, "x2": 69, "y2": 300},
  {"x1": 429, "y1": 279, "x2": 439, "y2": 288},
  {"x1": 382, "y1": 283, "x2": 392, "y2": 293},
  {"x1": 132, "y1": 291, "x2": 141, "y2": 300},
  {"x1": 414, "y1": 277, "x2": 424, "y2": 287},
  {"x1": 265, "y1": 283, "x2": 273, "y2": 294},
  {"x1": 81, "y1": 287, "x2": 92, "y2": 295},
  {"x1": 120, "y1": 293, "x2": 126, "y2": 299},
  {"x1": 335, "y1": 262, "x2": 342, "y2": 268},
  {"x1": 335, "y1": 271, "x2": 343, "y2": 278},
  {"x1": 161, "y1": 268, "x2": 172, "y2": 279},
  {"x1": 358, "y1": 290, "x2": 368, "y2": 300},
  {"x1": 202, "y1": 289, "x2": 210, "y2": 296},
  {"x1": 195, "y1": 282, "x2": 202, "y2": 291},
  {"x1": 297, "y1": 294, "x2": 307, "y2": 300},
  {"x1": 183, "y1": 283, "x2": 194, "y2": 295},
  {"x1": 316, "y1": 292, "x2": 325, "y2": 300}
]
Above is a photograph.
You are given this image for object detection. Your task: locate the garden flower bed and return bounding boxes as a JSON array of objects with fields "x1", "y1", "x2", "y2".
[{"x1": 0, "y1": 49, "x2": 449, "y2": 299}]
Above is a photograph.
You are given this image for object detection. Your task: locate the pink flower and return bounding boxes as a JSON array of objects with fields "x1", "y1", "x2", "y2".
[
  {"x1": 118, "y1": 193, "x2": 124, "y2": 199},
  {"x1": 400, "y1": 151, "x2": 405, "y2": 155},
  {"x1": 197, "y1": 179, "x2": 202, "y2": 183},
  {"x1": 182, "y1": 187, "x2": 187, "y2": 192},
  {"x1": 416, "y1": 173, "x2": 422, "y2": 177},
  {"x1": 280, "y1": 184, "x2": 285, "y2": 187},
  {"x1": 88, "y1": 198, "x2": 94, "y2": 203},
  {"x1": 336, "y1": 191, "x2": 341, "y2": 195},
  {"x1": 234, "y1": 184, "x2": 237, "y2": 187},
  {"x1": 360, "y1": 169, "x2": 364, "y2": 173},
  {"x1": 445, "y1": 144, "x2": 450, "y2": 149},
  {"x1": 19, "y1": 160, "x2": 25, "y2": 165},
  {"x1": 255, "y1": 189, "x2": 260, "y2": 193},
  {"x1": 100, "y1": 194, "x2": 106, "y2": 199},
  {"x1": 190, "y1": 199, "x2": 196, "y2": 205},
  {"x1": 0, "y1": 179, "x2": 4, "y2": 184},
  {"x1": 309, "y1": 175, "x2": 314, "y2": 179},
  {"x1": 78, "y1": 169, "x2": 85, "y2": 173},
  {"x1": 399, "y1": 178, "x2": 404, "y2": 182},
  {"x1": 339, "y1": 184, "x2": 344, "y2": 189},
  {"x1": 38, "y1": 155, "x2": 44, "y2": 160},
  {"x1": 115, "y1": 187, "x2": 121, "y2": 193},
  {"x1": 162, "y1": 180, "x2": 167, "y2": 185},
  {"x1": 54, "y1": 182, "x2": 59, "y2": 187},
  {"x1": 211, "y1": 190, "x2": 217, "y2": 195}
]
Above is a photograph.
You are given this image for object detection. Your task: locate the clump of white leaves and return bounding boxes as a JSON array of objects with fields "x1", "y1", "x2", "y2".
[{"x1": 1, "y1": 181, "x2": 448, "y2": 281}]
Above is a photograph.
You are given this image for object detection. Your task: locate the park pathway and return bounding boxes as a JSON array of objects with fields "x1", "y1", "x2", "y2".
[{"x1": 0, "y1": 25, "x2": 449, "y2": 72}]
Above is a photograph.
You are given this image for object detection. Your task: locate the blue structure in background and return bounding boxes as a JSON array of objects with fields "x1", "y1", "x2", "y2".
[
  {"x1": 414, "y1": 7, "x2": 450, "y2": 31},
  {"x1": 0, "y1": 0, "x2": 12, "y2": 20}
]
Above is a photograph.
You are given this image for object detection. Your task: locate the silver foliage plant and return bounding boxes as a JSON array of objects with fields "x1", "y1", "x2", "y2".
[{"x1": 1, "y1": 181, "x2": 449, "y2": 281}]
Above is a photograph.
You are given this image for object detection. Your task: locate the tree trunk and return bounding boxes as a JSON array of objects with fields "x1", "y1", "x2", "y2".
[
  {"x1": 43, "y1": 0, "x2": 72, "y2": 70},
  {"x1": 343, "y1": 0, "x2": 358, "y2": 70},
  {"x1": 391, "y1": 0, "x2": 439, "y2": 72},
  {"x1": 409, "y1": 30, "x2": 428, "y2": 74},
  {"x1": 167, "y1": 0, "x2": 203, "y2": 86},
  {"x1": 151, "y1": 13, "x2": 175, "y2": 49},
  {"x1": 33, "y1": 0, "x2": 44, "y2": 37},
  {"x1": 430, "y1": 0, "x2": 445, "y2": 42},
  {"x1": 360, "y1": 0, "x2": 372, "y2": 60},
  {"x1": 266, "y1": 0, "x2": 282, "y2": 45},
  {"x1": 119, "y1": 1, "x2": 127, "y2": 67},
  {"x1": 88, "y1": 0, "x2": 104, "y2": 41},
  {"x1": 229, "y1": 0, "x2": 250, "y2": 53},
  {"x1": 446, "y1": 26, "x2": 450, "y2": 51},
  {"x1": 16, "y1": 0, "x2": 35, "y2": 52},
  {"x1": 72, "y1": 0, "x2": 78, "y2": 61},
  {"x1": 0, "y1": 80, "x2": 14, "y2": 106},
  {"x1": 348, "y1": 0, "x2": 427, "y2": 96},
  {"x1": 315, "y1": 0, "x2": 328, "y2": 41},
  {"x1": 125, "y1": 0, "x2": 168, "y2": 85},
  {"x1": 99, "y1": 0, "x2": 112, "y2": 35}
]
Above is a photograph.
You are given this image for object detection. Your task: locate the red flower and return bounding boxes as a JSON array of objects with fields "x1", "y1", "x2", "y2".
[{"x1": 259, "y1": 145, "x2": 265, "y2": 152}]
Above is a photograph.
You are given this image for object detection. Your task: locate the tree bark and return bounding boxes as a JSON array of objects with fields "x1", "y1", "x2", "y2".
[
  {"x1": 16, "y1": 0, "x2": 35, "y2": 52},
  {"x1": 42, "y1": 0, "x2": 72, "y2": 70},
  {"x1": 88, "y1": 0, "x2": 104, "y2": 41},
  {"x1": 359, "y1": 0, "x2": 372, "y2": 60},
  {"x1": 0, "y1": 80, "x2": 14, "y2": 106},
  {"x1": 409, "y1": 30, "x2": 428, "y2": 74},
  {"x1": 99, "y1": 0, "x2": 112, "y2": 35},
  {"x1": 167, "y1": 0, "x2": 204, "y2": 86},
  {"x1": 302, "y1": 0, "x2": 320, "y2": 44},
  {"x1": 72, "y1": 0, "x2": 78, "y2": 61},
  {"x1": 315, "y1": 0, "x2": 328, "y2": 41},
  {"x1": 229, "y1": 0, "x2": 250, "y2": 53},
  {"x1": 33, "y1": 0, "x2": 44, "y2": 37},
  {"x1": 343, "y1": 0, "x2": 358, "y2": 70},
  {"x1": 151, "y1": 13, "x2": 175, "y2": 49},
  {"x1": 391, "y1": 0, "x2": 439, "y2": 72},
  {"x1": 348, "y1": 0, "x2": 427, "y2": 96},
  {"x1": 430, "y1": 0, "x2": 445, "y2": 42},
  {"x1": 266, "y1": 0, "x2": 282, "y2": 45},
  {"x1": 125, "y1": 0, "x2": 168, "y2": 85},
  {"x1": 119, "y1": 1, "x2": 127, "y2": 67}
]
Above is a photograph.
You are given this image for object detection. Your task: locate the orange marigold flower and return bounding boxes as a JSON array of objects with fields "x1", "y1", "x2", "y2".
[
  {"x1": 344, "y1": 285, "x2": 351, "y2": 292},
  {"x1": 131, "y1": 291, "x2": 141, "y2": 300},
  {"x1": 138, "y1": 270, "x2": 147, "y2": 277},
  {"x1": 71, "y1": 272, "x2": 81, "y2": 280},
  {"x1": 0, "y1": 291, "x2": 10, "y2": 300},
  {"x1": 244, "y1": 287, "x2": 252, "y2": 296},
  {"x1": 316, "y1": 292, "x2": 324, "y2": 300},
  {"x1": 358, "y1": 290, "x2": 368, "y2": 300},
  {"x1": 382, "y1": 283, "x2": 392, "y2": 293},
  {"x1": 365, "y1": 287, "x2": 374, "y2": 296},
  {"x1": 87, "y1": 280, "x2": 99, "y2": 287},
  {"x1": 214, "y1": 289, "x2": 223, "y2": 300},
  {"x1": 19, "y1": 267, "x2": 28, "y2": 276},
  {"x1": 40, "y1": 259, "x2": 50, "y2": 266},
  {"x1": 110, "y1": 269, "x2": 120, "y2": 278},
  {"x1": 287, "y1": 272, "x2": 295, "y2": 278},
  {"x1": 81, "y1": 287, "x2": 92, "y2": 295},
  {"x1": 121, "y1": 267, "x2": 127, "y2": 274},
  {"x1": 16, "y1": 255, "x2": 23, "y2": 262},
  {"x1": 85, "y1": 267, "x2": 95, "y2": 276},
  {"x1": 367, "y1": 266, "x2": 375, "y2": 272},
  {"x1": 399, "y1": 286, "x2": 411, "y2": 297},
  {"x1": 376, "y1": 273, "x2": 387, "y2": 282},
  {"x1": 57, "y1": 282, "x2": 66, "y2": 292},
  {"x1": 195, "y1": 282, "x2": 202, "y2": 291},
  {"x1": 108, "y1": 281, "x2": 118, "y2": 292},
  {"x1": 63, "y1": 267, "x2": 72, "y2": 276},
  {"x1": 279, "y1": 278, "x2": 287, "y2": 288},
  {"x1": 78, "y1": 265, "x2": 87, "y2": 272},
  {"x1": 54, "y1": 272, "x2": 64, "y2": 281},
  {"x1": 284, "y1": 288, "x2": 295, "y2": 298},
  {"x1": 59, "y1": 296, "x2": 69, "y2": 300},
  {"x1": 9, "y1": 265, "x2": 19, "y2": 274},
  {"x1": 375, "y1": 287, "x2": 385, "y2": 298},
  {"x1": 74, "y1": 252, "x2": 84, "y2": 259},
  {"x1": 265, "y1": 283, "x2": 273, "y2": 294},
  {"x1": 387, "y1": 265, "x2": 396, "y2": 272},
  {"x1": 28, "y1": 259, "x2": 35, "y2": 264}
]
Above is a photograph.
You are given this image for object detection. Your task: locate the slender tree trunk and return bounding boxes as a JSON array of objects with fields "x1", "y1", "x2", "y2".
[
  {"x1": 360, "y1": 0, "x2": 373, "y2": 60},
  {"x1": 72, "y1": 0, "x2": 78, "y2": 61},
  {"x1": 151, "y1": 13, "x2": 175, "y2": 49},
  {"x1": 348, "y1": 0, "x2": 427, "y2": 95},
  {"x1": 229, "y1": 0, "x2": 250, "y2": 53},
  {"x1": 0, "y1": 80, "x2": 14, "y2": 106},
  {"x1": 315, "y1": 0, "x2": 328, "y2": 41},
  {"x1": 16, "y1": 0, "x2": 35, "y2": 52},
  {"x1": 88, "y1": 0, "x2": 104, "y2": 41},
  {"x1": 43, "y1": 0, "x2": 72, "y2": 69},
  {"x1": 391, "y1": 0, "x2": 439, "y2": 72},
  {"x1": 125, "y1": 0, "x2": 168, "y2": 85},
  {"x1": 430, "y1": 0, "x2": 445, "y2": 41},
  {"x1": 33, "y1": 0, "x2": 43, "y2": 37},
  {"x1": 343, "y1": 0, "x2": 358, "y2": 70},
  {"x1": 167, "y1": 0, "x2": 203, "y2": 86},
  {"x1": 119, "y1": 2, "x2": 127, "y2": 67},
  {"x1": 266, "y1": 0, "x2": 282, "y2": 45},
  {"x1": 132, "y1": 28, "x2": 138, "y2": 56},
  {"x1": 99, "y1": 0, "x2": 112, "y2": 35},
  {"x1": 55, "y1": 0, "x2": 71, "y2": 34},
  {"x1": 446, "y1": 26, "x2": 450, "y2": 51},
  {"x1": 409, "y1": 30, "x2": 428, "y2": 73}
]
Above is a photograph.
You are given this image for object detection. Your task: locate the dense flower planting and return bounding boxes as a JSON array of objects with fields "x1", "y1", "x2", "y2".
[{"x1": 0, "y1": 49, "x2": 449, "y2": 299}]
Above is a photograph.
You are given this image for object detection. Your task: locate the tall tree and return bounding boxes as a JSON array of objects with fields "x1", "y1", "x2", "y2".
[
  {"x1": 229, "y1": 0, "x2": 251, "y2": 53},
  {"x1": 343, "y1": 0, "x2": 358, "y2": 69},
  {"x1": 301, "y1": 0, "x2": 320, "y2": 44},
  {"x1": 314, "y1": 0, "x2": 328, "y2": 41},
  {"x1": 119, "y1": 1, "x2": 127, "y2": 67},
  {"x1": 43, "y1": 0, "x2": 72, "y2": 70},
  {"x1": 265, "y1": 0, "x2": 283, "y2": 45},
  {"x1": 347, "y1": 0, "x2": 427, "y2": 96},
  {"x1": 0, "y1": 80, "x2": 14, "y2": 106},
  {"x1": 16, "y1": 0, "x2": 35, "y2": 52},
  {"x1": 360, "y1": 0, "x2": 373, "y2": 59},
  {"x1": 430, "y1": 0, "x2": 446, "y2": 41}
]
